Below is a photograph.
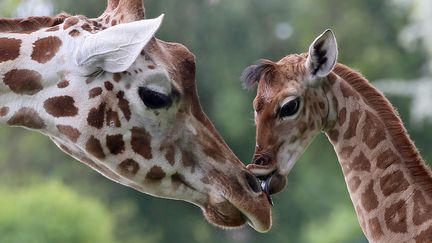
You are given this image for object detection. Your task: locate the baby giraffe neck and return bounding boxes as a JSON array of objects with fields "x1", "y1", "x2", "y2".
[{"x1": 324, "y1": 64, "x2": 432, "y2": 242}]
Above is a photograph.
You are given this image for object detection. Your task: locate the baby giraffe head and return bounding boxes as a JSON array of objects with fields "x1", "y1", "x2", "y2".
[
  {"x1": 0, "y1": 1, "x2": 272, "y2": 232},
  {"x1": 241, "y1": 30, "x2": 338, "y2": 195}
]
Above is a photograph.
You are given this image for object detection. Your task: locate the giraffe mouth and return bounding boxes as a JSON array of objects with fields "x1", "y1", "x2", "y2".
[
  {"x1": 203, "y1": 201, "x2": 248, "y2": 230},
  {"x1": 202, "y1": 192, "x2": 272, "y2": 233}
]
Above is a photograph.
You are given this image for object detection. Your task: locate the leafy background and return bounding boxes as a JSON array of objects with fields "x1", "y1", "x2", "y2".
[{"x1": 0, "y1": 0, "x2": 431, "y2": 242}]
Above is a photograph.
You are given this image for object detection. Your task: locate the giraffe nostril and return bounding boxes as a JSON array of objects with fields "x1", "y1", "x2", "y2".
[
  {"x1": 244, "y1": 172, "x2": 262, "y2": 194},
  {"x1": 253, "y1": 155, "x2": 271, "y2": 166}
]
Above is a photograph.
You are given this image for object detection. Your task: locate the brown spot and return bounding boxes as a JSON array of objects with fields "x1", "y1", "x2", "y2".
[
  {"x1": 312, "y1": 102, "x2": 320, "y2": 115},
  {"x1": 327, "y1": 129, "x2": 339, "y2": 142},
  {"x1": 85, "y1": 136, "x2": 105, "y2": 159},
  {"x1": 380, "y1": 170, "x2": 409, "y2": 196},
  {"x1": 376, "y1": 148, "x2": 401, "y2": 169},
  {"x1": 87, "y1": 102, "x2": 106, "y2": 129},
  {"x1": 57, "y1": 80, "x2": 69, "y2": 88},
  {"x1": 68, "y1": 29, "x2": 80, "y2": 37},
  {"x1": 63, "y1": 17, "x2": 79, "y2": 29},
  {"x1": 347, "y1": 176, "x2": 361, "y2": 193},
  {"x1": 111, "y1": 19, "x2": 117, "y2": 26},
  {"x1": 362, "y1": 111, "x2": 386, "y2": 149},
  {"x1": 31, "y1": 36, "x2": 62, "y2": 64},
  {"x1": 339, "y1": 146, "x2": 355, "y2": 160},
  {"x1": 104, "y1": 81, "x2": 113, "y2": 91},
  {"x1": 44, "y1": 96, "x2": 78, "y2": 117},
  {"x1": 171, "y1": 173, "x2": 194, "y2": 190},
  {"x1": 415, "y1": 225, "x2": 432, "y2": 243},
  {"x1": 106, "y1": 109, "x2": 121, "y2": 127},
  {"x1": 298, "y1": 121, "x2": 308, "y2": 134},
  {"x1": 117, "y1": 91, "x2": 131, "y2": 121},
  {"x1": 338, "y1": 108, "x2": 347, "y2": 126},
  {"x1": 7, "y1": 107, "x2": 45, "y2": 129},
  {"x1": 308, "y1": 120, "x2": 316, "y2": 131},
  {"x1": 89, "y1": 87, "x2": 103, "y2": 98},
  {"x1": 412, "y1": 189, "x2": 432, "y2": 225},
  {"x1": 118, "y1": 159, "x2": 139, "y2": 176},
  {"x1": 368, "y1": 217, "x2": 383, "y2": 240},
  {"x1": 131, "y1": 127, "x2": 152, "y2": 159},
  {"x1": 384, "y1": 200, "x2": 408, "y2": 233},
  {"x1": 0, "y1": 38, "x2": 21, "y2": 62},
  {"x1": 81, "y1": 23, "x2": 92, "y2": 32},
  {"x1": 59, "y1": 143, "x2": 73, "y2": 155},
  {"x1": 361, "y1": 180, "x2": 378, "y2": 212},
  {"x1": 56, "y1": 125, "x2": 80, "y2": 142},
  {"x1": 105, "y1": 16, "x2": 110, "y2": 24},
  {"x1": 148, "y1": 65, "x2": 156, "y2": 70},
  {"x1": 145, "y1": 166, "x2": 166, "y2": 181},
  {"x1": 113, "y1": 73, "x2": 121, "y2": 82},
  {"x1": 318, "y1": 101, "x2": 325, "y2": 111},
  {"x1": 346, "y1": 152, "x2": 370, "y2": 174},
  {"x1": 106, "y1": 134, "x2": 125, "y2": 155},
  {"x1": 160, "y1": 144, "x2": 176, "y2": 166},
  {"x1": 0, "y1": 107, "x2": 9, "y2": 117},
  {"x1": 3, "y1": 69, "x2": 43, "y2": 95},
  {"x1": 327, "y1": 73, "x2": 337, "y2": 85},
  {"x1": 201, "y1": 132, "x2": 227, "y2": 163},
  {"x1": 182, "y1": 150, "x2": 198, "y2": 172},
  {"x1": 340, "y1": 82, "x2": 359, "y2": 98},
  {"x1": 46, "y1": 26, "x2": 59, "y2": 32},
  {"x1": 343, "y1": 111, "x2": 360, "y2": 140}
]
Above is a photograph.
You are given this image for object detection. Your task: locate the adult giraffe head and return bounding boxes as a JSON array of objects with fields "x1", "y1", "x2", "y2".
[{"x1": 0, "y1": 0, "x2": 272, "y2": 232}]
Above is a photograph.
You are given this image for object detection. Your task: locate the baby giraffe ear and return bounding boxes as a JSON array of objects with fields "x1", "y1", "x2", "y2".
[
  {"x1": 76, "y1": 14, "x2": 164, "y2": 73},
  {"x1": 304, "y1": 29, "x2": 338, "y2": 81}
]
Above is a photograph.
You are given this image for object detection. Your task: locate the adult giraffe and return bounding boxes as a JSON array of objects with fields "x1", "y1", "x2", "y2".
[
  {"x1": 242, "y1": 30, "x2": 432, "y2": 241},
  {"x1": 0, "y1": 0, "x2": 272, "y2": 232}
]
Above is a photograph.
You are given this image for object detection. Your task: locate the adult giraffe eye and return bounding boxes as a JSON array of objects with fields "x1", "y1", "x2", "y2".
[
  {"x1": 279, "y1": 97, "x2": 301, "y2": 118},
  {"x1": 138, "y1": 87, "x2": 172, "y2": 109}
]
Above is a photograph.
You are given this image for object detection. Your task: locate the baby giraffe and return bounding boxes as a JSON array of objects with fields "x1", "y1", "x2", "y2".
[
  {"x1": 0, "y1": 0, "x2": 272, "y2": 232},
  {"x1": 242, "y1": 30, "x2": 432, "y2": 241}
]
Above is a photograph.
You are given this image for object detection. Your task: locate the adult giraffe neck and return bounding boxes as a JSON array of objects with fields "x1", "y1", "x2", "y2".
[
  {"x1": 325, "y1": 63, "x2": 432, "y2": 242},
  {"x1": 0, "y1": 27, "x2": 69, "y2": 130}
]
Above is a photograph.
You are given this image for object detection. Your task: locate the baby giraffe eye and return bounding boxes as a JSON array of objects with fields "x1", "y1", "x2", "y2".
[
  {"x1": 279, "y1": 97, "x2": 301, "y2": 118},
  {"x1": 138, "y1": 87, "x2": 172, "y2": 109}
]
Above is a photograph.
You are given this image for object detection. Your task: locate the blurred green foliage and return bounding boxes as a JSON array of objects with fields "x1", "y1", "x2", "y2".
[
  {"x1": 0, "y1": 181, "x2": 114, "y2": 243},
  {"x1": 1, "y1": 0, "x2": 431, "y2": 242},
  {"x1": 0, "y1": 0, "x2": 20, "y2": 16}
]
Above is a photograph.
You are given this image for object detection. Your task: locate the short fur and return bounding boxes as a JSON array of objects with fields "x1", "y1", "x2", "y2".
[
  {"x1": 333, "y1": 63, "x2": 432, "y2": 193},
  {"x1": 0, "y1": 14, "x2": 70, "y2": 33}
]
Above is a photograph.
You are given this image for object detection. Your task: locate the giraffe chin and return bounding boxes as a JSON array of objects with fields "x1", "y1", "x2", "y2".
[{"x1": 202, "y1": 194, "x2": 272, "y2": 233}]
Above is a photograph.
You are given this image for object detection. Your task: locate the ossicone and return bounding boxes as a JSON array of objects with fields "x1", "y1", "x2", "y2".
[{"x1": 240, "y1": 59, "x2": 276, "y2": 89}]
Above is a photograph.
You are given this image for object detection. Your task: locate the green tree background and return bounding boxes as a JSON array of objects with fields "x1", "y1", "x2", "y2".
[{"x1": 0, "y1": 0, "x2": 431, "y2": 242}]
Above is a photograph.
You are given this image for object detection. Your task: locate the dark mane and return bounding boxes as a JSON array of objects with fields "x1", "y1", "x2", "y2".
[
  {"x1": 240, "y1": 59, "x2": 276, "y2": 89},
  {"x1": 0, "y1": 13, "x2": 70, "y2": 33},
  {"x1": 333, "y1": 63, "x2": 432, "y2": 193}
]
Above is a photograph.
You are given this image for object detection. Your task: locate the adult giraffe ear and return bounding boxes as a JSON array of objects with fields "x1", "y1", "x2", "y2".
[
  {"x1": 76, "y1": 14, "x2": 164, "y2": 73},
  {"x1": 304, "y1": 29, "x2": 338, "y2": 83}
]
